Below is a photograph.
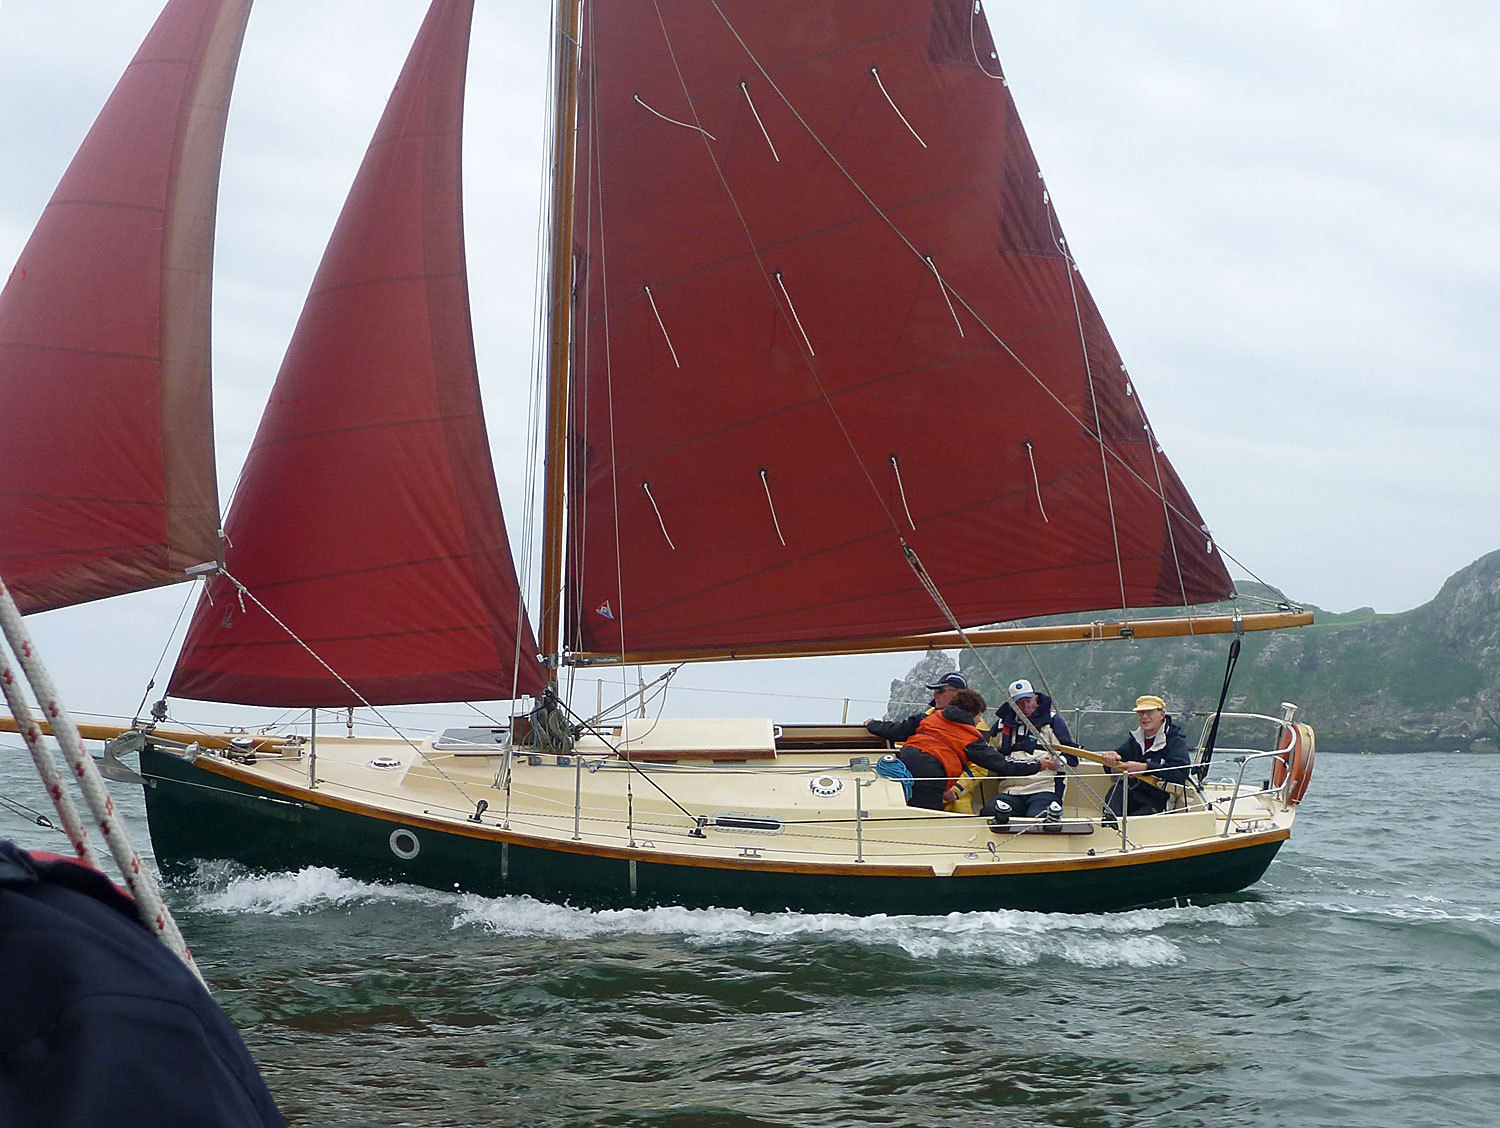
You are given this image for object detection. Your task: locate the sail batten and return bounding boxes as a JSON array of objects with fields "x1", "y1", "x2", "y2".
[
  {"x1": 560, "y1": 0, "x2": 1232, "y2": 657},
  {"x1": 170, "y1": 0, "x2": 544, "y2": 708},
  {"x1": 0, "y1": 0, "x2": 251, "y2": 614}
]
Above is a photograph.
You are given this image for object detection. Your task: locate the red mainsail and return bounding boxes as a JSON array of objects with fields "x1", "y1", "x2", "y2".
[
  {"x1": 563, "y1": 0, "x2": 1232, "y2": 658},
  {"x1": 0, "y1": 0, "x2": 251, "y2": 614},
  {"x1": 170, "y1": 0, "x2": 545, "y2": 706}
]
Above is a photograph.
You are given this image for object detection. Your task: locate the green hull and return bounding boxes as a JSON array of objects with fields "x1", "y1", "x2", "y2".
[{"x1": 141, "y1": 748, "x2": 1284, "y2": 914}]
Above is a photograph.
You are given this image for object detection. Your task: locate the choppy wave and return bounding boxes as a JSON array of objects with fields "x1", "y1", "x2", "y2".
[
  {"x1": 179, "y1": 863, "x2": 1269, "y2": 966},
  {"x1": 186, "y1": 864, "x2": 454, "y2": 916}
]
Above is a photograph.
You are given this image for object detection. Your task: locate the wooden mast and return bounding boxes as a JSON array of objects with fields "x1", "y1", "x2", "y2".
[{"x1": 537, "y1": 0, "x2": 583, "y2": 682}]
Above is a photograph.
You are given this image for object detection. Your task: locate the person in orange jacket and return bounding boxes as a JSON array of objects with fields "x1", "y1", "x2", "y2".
[{"x1": 868, "y1": 688, "x2": 1057, "y2": 810}]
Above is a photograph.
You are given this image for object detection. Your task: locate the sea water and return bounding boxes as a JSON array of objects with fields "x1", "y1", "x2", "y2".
[{"x1": 3, "y1": 750, "x2": 1497, "y2": 1127}]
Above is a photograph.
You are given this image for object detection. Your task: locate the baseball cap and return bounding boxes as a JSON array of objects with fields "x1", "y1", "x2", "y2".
[
  {"x1": 924, "y1": 672, "x2": 968, "y2": 691},
  {"x1": 1007, "y1": 678, "x2": 1035, "y2": 700}
]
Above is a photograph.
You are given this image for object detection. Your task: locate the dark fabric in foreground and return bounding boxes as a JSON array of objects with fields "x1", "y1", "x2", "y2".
[{"x1": 0, "y1": 841, "x2": 283, "y2": 1127}]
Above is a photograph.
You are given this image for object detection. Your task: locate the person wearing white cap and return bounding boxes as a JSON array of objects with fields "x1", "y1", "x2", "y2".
[
  {"x1": 1098, "y1": 694, "x2": 1191, "y2": 821},
  {"x1": 979, "y1": 679, "x2": 1076, "y2": 823}
]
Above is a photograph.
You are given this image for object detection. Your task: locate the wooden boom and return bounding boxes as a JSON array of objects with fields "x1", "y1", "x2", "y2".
[{"x1": 568, "y1": 609, "x2": 1313, "y2": 666}]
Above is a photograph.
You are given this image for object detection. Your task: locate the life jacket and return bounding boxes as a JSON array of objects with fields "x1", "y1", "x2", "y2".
[{"x1": 904, "y1": 711, "x2": 980, "y2": 782}]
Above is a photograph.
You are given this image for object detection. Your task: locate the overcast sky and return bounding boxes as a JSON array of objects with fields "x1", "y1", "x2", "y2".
[{"x1": 2, "y1": 1, "x2": 1496, "y2": 729}]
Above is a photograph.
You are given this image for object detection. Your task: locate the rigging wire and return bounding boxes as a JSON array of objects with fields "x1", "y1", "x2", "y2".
[
  {"x1": 215, "y1": 570, "x2": 482, "y2": 810},
  {"x1": 130, "y1": 579, "x2": 198, "y2": 726}
]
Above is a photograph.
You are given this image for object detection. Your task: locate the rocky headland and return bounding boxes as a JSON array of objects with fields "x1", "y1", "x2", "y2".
[{"x1": 884, "y1": 550, "x2": 1500, "y2": 754}]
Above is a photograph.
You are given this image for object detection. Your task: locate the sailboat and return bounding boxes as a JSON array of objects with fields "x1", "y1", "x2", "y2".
[{"x1": 1, "y1": 0, "x2": 1317, "y2": 914}]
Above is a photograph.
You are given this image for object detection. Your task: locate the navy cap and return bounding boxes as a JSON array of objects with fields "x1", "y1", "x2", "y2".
[{"x1": 924, "y1": 672, "x2": 968, "y2": 691}]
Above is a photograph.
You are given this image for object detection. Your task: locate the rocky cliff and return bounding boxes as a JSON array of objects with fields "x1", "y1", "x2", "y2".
[{"x1": 886, "y1": 550, "x2": 1500, "y2": 753}]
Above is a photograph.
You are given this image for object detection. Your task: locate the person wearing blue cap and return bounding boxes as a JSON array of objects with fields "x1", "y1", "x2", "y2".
[{"x1": 863, "y1": 670, "x2": 973, "y2": 743}]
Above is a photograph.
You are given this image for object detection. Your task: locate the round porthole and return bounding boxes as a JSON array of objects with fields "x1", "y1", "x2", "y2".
[
  {"x1": 808, "y1": 774, "x2": 844, "y2": 797},
  {"x1": 368, "y1": 755, "x2": 401, "y2": 770},
  {"x1": 389, "y1": 828, "x2": 421, "y2": 860}
]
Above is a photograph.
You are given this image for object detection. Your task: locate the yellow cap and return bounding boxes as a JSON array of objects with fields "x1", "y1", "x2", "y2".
[{"x1": 1134, "y1": 695, "x2": 1166, "y2": 712}]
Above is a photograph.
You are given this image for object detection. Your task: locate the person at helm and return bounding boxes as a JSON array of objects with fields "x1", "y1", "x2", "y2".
[{"x1": 1099, "y1": 694, "x2": 1191, "y2": 820}]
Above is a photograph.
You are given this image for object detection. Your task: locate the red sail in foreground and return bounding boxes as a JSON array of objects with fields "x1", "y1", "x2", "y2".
[
  {"x1": 170, "y1": 0, "x2": 544, "y2": 707},
  {"x1": 0, "y1": 0, "x2": 251, "y2": 614},
  {"x1": 564, "y1": 0, "x2": 1233, "y2": 657}
]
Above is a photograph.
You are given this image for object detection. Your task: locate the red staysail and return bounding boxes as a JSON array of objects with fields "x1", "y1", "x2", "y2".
[
  {"x1": 565, "y1": 0, "x2": 1232, "y2": 658},
  {"x1": 170, "y1": 0, "x2": 545, "y2": 706},
  {"x1": 0, "y1": 0, "x2": 251, "y2": 613}
]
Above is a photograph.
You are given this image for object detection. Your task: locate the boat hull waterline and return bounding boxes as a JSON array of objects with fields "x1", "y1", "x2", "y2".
[{"x1": 138, "y1": 739, "x2": 1292, "y2": 915}]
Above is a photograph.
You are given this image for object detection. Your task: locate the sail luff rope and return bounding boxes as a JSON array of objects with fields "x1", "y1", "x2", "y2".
[
  {"x1": 642, "y1": 284, "x2": 682, "y2": 368},
  {"x1": 759, "y1": 468, "x2": 788, "y2": 546},
  {"x1": 0, "y1": 647, "x2": 98, "y2": 867},
  {"x1": 969, "y1": 1, "x2": 1006, "y2": 80},
  {"x1": 889, "y1": 455, "x2": 917, "y2": 530},
  {"x1": 740, "y1": 81, "x2": 780, "y2": 161},
  {"x1": 216, "y1": 571, "x2": 483, "y2": 811},
  {"x1": 0, "y1": 576, "x2": 201, "y2": 982},
  {"x1": 925, "y1": 256, "x2": 965, "y2": 337},
  {"x1": 640, "y1": 481, "x2": 677, "y2": 549},
  {"x1": 1044, "y1": 195, "x2": 1130, "y2": 618},
  {"x1": 1024, "y1": 440, "x2": 1050, "y2": 522},
  {"x1": 633, "y1": 93, "x2": 716, "y2": 140},
  {"x1": 869, "y1": 66, "x2": 927, "y2": 148},
  {"x1": 773, "y1": 271, "x2": 816, "y2": 356}
]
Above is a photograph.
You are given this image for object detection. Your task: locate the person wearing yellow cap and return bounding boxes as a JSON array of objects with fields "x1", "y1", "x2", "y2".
[{"x1": 1098, "y1": 694, "x2": 1190, "y2": 822}]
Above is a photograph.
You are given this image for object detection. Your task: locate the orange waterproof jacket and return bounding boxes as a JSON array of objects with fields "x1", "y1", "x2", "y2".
[{"x1": 904, "y1": 711, "x2": 982, "y2": 782}]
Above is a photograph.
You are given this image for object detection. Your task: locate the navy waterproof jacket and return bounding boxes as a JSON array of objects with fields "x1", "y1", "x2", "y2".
[{"x1": 0, "y1": 841, "x2": 284, "y2": 1127}]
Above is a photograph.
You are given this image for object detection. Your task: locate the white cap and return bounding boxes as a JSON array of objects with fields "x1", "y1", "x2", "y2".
[{"x1": 1008, "y1": 678, "x2": 1035, "y2": 700}]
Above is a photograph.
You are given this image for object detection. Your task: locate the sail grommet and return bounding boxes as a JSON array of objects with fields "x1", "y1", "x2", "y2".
[{"x1": 389, "y1": 828, "x2": 421, "y2": 860}]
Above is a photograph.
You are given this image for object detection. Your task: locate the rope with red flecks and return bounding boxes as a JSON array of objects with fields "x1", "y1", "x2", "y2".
[{"x1": 0, "y1": 576, "x2": 203, "y2": 984}]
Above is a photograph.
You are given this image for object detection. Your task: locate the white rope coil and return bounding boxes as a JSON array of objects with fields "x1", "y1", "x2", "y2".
[
  {"x1": 643, "y1": 284, "x2": 682, "y2": 368},
  {"x1": 773, "y1": 271, "x2": 816, "y2": 357},
  {"x1": 759, "y1": 468, "x2": 787, "y2": 545},
  {"x1": 870, "y1": 66, "x2": 926, "y2": 148},
  {"x1": 1024, "y1": 440, "x2": 1050, "y2": 523},
  {"x1": 889, "y1": 455, "x2": 917, "y2": 530},
  {"x1": 641, "y1": 481, "x2": 677, "y2": 549},
  {"x1": 634, "y1": 93, "x2": 717, "y2": 140},
  {"x1": 740, "y1": 81, "x2": 779, "y2": 161}
]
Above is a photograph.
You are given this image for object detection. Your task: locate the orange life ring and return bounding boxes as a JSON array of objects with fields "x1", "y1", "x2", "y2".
[{"x1": 1271, "y1": 722, "x2": 1316, "y2": 804}]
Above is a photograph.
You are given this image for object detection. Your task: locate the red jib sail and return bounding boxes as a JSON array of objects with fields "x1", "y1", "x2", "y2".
[
  {"x1": 564, "y1": 0, "x2": 1233, "y2": 658},
  {"x1": 170, "y1": 0, "x2": 544, "y2": 707},
  {"x1": 0, "y1": 0, "x2": 251, "y2": 614}
]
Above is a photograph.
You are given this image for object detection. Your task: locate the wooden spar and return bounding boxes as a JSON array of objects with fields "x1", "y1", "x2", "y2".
[
  {"x1": 537, "y1": 0, "x2": 583, "y2": 680},
  {"x1": 566, "y1": 609, "x2": 1315, "y2": 666},
  {"x1": 0, "y1": 714, "x2": 284, "y2": 751}
]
